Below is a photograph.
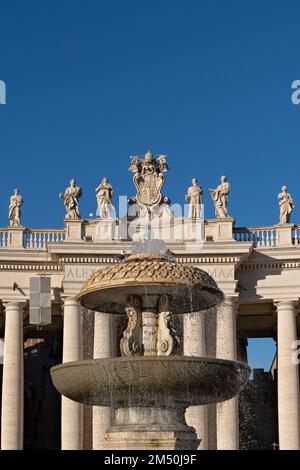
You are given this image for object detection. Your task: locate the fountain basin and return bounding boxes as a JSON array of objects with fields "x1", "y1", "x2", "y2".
[{"x1": 51, "y1": 356, "x2": 250, "y2": 408}]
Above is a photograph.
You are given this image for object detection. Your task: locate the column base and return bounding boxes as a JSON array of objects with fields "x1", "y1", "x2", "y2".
[{"x1": 102, "y1": 407, "x2": 200, "y2": 450}]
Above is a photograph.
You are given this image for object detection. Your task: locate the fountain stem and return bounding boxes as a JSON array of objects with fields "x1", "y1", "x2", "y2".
[{"x1": 142, "y1": 295, "x2": 159, "y2": 356}]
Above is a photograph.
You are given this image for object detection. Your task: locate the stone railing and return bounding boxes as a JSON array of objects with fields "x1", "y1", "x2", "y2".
[
  {"x1": 0, "y1": 228, "x2": 65, "y2": 249},
  {"x1": 1, "y1": 220, "x2": 300, "y2": 249},
  {"x1": 234, "y1": 225, "x2": 300, "y2": 247},
  {"x1": 233, "y1": 227, "x2": 277, "y2": 247},
  {"x1": 24, "y1": 229, "x2": 66, "y2": 248},
  {"x1": 0, "y1": 230, "x2": 9, "y2": 248},
  {"x1": 292, "y1": 226, "x2": 300, "y2": 245}
]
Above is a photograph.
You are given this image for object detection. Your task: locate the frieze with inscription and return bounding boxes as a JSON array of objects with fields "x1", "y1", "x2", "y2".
[
  {"x1": 64, "y1": 264, "x2": 234, "y2": 281},
  {"x1": 64, "y1": 266, "x2": 98, "y2": 280}
]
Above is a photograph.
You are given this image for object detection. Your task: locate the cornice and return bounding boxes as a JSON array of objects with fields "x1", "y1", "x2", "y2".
[
  {"x1": 60, "y1": 255, "x2": 243, "y2": 265},
  {"x1": 0, "y1": 263, "x2": 62, "y2": 272},
  {"x1": 238, "y1": 261, "x2": 300, "y2": 271},
  {"x1": 0, "y1": 255, "x2": 246, "y2": 271}
]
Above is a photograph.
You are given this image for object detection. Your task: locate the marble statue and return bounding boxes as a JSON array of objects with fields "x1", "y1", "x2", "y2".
[
  {"x1": 128, "y1": 150, "x2": 169, "y2": 216},
  {"x1": 95, "y1": 177, "x2": 115, "y2": 219},
  {"x1": 185, "y1": 178, "x2": 203, "y2": 219},
  {"x1": 9, "y1": 189, "x2": 23, "y2": 227},
  {"x1": 59, "y1": 179, "x2": 82, "y2": 220},
  {"x1": 278, "y1": 185, "x2": 295, "y2": 224},
  {"x1": 209, "y1": 176, "x2": 230, "y2": 218}
]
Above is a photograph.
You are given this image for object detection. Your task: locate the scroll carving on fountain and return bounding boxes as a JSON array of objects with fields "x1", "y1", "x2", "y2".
[
  {"x1": 120, "y1": 292, "x2": 178, "y2": 358},
  {"x1": 120, "y1": 295, "x2": 143, "y2": 357},
  {"x1": 51, "y1": 239, "x2": 250, "y2": 450},
  {"x1": 157, "y1": 294, "x2": 178, "y2": 356}
]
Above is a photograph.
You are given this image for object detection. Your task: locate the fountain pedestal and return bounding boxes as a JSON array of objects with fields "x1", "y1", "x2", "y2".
[{"x1": 103, "y1": 407, "x2": 199, "y2": 450}]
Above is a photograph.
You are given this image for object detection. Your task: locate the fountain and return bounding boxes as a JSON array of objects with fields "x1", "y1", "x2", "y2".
[
  {"x1": 51, "y1": 152, "x2": 250, "y2": 449},
  {"x1": 51, "y1": 239, "x2": 250, "y2": 450}
]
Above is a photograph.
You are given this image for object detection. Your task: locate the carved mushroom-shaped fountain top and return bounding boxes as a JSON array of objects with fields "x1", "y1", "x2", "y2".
[{"x1": 75, "y1": 240, "x2": 224, "y2": 314}]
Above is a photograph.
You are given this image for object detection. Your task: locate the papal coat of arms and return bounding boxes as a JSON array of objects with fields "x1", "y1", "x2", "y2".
[{"x1": 128, "y1": 150, "x2": 169, "y2": 214}]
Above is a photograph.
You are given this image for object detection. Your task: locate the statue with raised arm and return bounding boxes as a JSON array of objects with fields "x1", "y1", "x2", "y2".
[
  {"x1": 185, "y1": 178, "x2": 203, "y2": 219},
  {"x1": 209, "y1": 175, "x2": 230, "y2": 218},
  {"x1": 95, "y1": 177, "x2": 115, "y2": 219},
  {"x1": 59, "y1": 179, "x2": 82, "y2": 219},
  {"x1": 9, "y1": 188, "x2": 23, "y2": 227},
  {"x1": 278, "y1": 185, "x2": 295, "y2": 224}
]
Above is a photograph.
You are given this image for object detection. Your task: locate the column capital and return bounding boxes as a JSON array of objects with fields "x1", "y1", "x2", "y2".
[
  {"x1": 274, "y1": 299, "x2": 299, "y2": 310},
  {"x1": 62, "y1": 297, "x2": 79, "y2": 308},
  {"x1": 3, "y1": 301, "x2": 27, "y2": 318},
  {"x1": 223, "y1": 296, "x2": 239, "y2": 312}
]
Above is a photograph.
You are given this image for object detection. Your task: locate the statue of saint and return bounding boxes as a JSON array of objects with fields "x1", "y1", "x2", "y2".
[
  {"x1": 60, "y1": 179, "x2": 82, "y2": 219},
  {"x1": 278, "y1": 185, "x2": 294, "y2": 224},
  {"x1": 209, "y1": 176, "x2": 230, "y2": 218},
  {"x1": 185, "y1": 178, "x2": 203, "y2": 219},
  {"x1": 9, "y1": 188, "x2": 23, "y2": 227},
  {"x1": 95, "y1": 177, "x2": 115, "y2": 219}
]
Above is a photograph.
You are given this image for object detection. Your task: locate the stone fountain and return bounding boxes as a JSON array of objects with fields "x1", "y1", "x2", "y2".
[
  {"x1": 51, "y1": 152, "x2": 249, "y2": 449},
  {"x1": 51, "y1": 239, "x2": 250, "y2": 450}
]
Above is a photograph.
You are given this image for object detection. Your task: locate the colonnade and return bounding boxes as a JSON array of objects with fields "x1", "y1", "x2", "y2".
[{"x1": 0, "y1": 297, "x2": 299, "y2": 450}]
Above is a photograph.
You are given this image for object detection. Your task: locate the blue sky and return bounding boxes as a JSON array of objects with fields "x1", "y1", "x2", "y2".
[
  {"x1": 247, "y1": 338, "x2": 275, "y2": 373},
  {"x1": 1, "y1": 0, "x2": 296, "y2": 369}
]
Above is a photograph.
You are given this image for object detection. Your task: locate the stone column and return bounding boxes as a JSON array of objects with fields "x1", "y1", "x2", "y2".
[
  {"x1": 276, "y1": 300, "x2": 300, "y2": 450},
  {"x1": 61, "y1": 298, "x2": 83, "y2": 450},
  {"x1": 93, "y1": 312, "x2": 114, "y2": 450},
  {"x1": 184, "y1": 312, "x2": 208, "y2": 450},
  {"x1": 1, "y1": 302, "x2": 24, "y2": 450},
  {"x1": 216, "y1": 297, "x2": 239, "y2": 450}
]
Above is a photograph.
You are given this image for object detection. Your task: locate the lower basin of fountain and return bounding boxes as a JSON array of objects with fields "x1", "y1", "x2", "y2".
[{"x1": 50, "y1": 356, "x2": 250, "y2": 408}]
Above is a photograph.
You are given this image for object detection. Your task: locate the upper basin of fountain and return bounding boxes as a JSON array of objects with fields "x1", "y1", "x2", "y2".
[
  {"x1": 76, "y1": 240, "x2": 224, "y2": 314},
  {"x1": 51, "y1": 356, "x2": 250, "y2": 408}
]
